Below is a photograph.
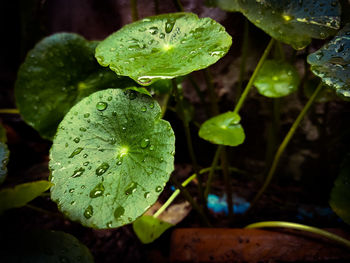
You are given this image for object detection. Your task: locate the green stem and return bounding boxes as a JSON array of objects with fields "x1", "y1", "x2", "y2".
[
  {"x1": 203, "y1": 69, "x2": 219, "y2": 115},
  {"x1": 0, "y1": 109, "x2": 20, "y2": 114},
  {"x1": 130, "y1": 0, "x2": 139, "y2": 21},
  {"x1": 221, "y1": 147, "x2": 233, "y2": 219},
  {"x1": 154, "y1": 174, "x2": 197, "y2": 218},
  {"x1": 233, "y1": 38, "x2": 275, "y2": 115},
  {"x1": 161, "y1": 94, "x2": 170, "y2": 118},
  {"x1": 276, "y1": 41, "x2": 285, "y2": 61},
  {"x1": 245, "y1": 221, "x2": 350, "y2": 249},
  {"x1": 173, "y1": 0, "x2": 184, "y2": 11},
  {"x1": 204, "y1": 145, "x2": 223, "y2": 199},
  {"x1": 249, "y1": 82, "x2": 323, "y2": 209}
]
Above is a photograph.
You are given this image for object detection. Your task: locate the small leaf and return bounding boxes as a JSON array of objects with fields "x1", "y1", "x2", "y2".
[
  {"x1": 50, "y1": 89, "x2": 175, "y2": 229},
  {"x1": 0, "y1": 142, "x2": 9, "y2": 185},
  {"x1": 254, "y1": 60, "x2": 300, "y2": 98},
  {"x1": 307, "y1": 23, "x2": 350, "y2": 99},
  {"x1": 125, "y1": 87, "x2": 151, "y2": 96},
  {"x1": 330, "y1": 154, "x2": 350, "y2": 225},
  {"x1": 133, "y1": 215, "x2": 174, "y2": 244},
  {"x1": 199, "y1": 111, "x2": 245, "y2": 147},
  {"x1": 96, "y1": 13, "x2": 232, "y2": 85},
  {"x1": 0, "y1": 180, "x2": 52, "y2": 214},
  {"x1": 0, "y1": 230, "x2": 94, "y2": 263},
  {"x1": 15, "y1": 33, "x2": 135, "y2": 140}
]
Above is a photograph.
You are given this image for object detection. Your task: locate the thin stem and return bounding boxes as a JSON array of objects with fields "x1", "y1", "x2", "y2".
[
  {"x1": 0, "y1": 109, "x2": 20, "y2": 114},
  {"x1": 173, "y1": 0, "x2": 184, "y2": 11},
  {"x1": 233, "y1": 38, "x2": 275, "y2": 115},
  {"x1": 204, "y1": 145, "x2": 223, "y2": 199},
  {"x1": 203, "y1": 69, "x2": 219, "y2": 115},
  {"x1": 161, "y1": 94, "x2": 170, "y2": 118},
  {"x1": 249, "y1": 82, "x2": 324, "y2": 209},
  {"x1": 154, "y1": 174, "x2": 197, "y2": 218},
  {"x1": 245, "y1": 221, "x2": 350, "y2": 249},
  {"x1": 130, "y1": 0, "x2": 139, "y2": 22},
  {"x1": 221, "y1": 148, "x2": 233, "y2": 219},
  {"x1": 276, "y1": 41, "x2": 285, "y2": 61},
  {"x1": 154, "y1": 0, "x2": 160, "y2": 14}
]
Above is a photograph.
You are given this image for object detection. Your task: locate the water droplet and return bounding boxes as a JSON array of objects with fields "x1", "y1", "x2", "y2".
[
  {"x1": 140, "y1": 138, "x2": 150, "y2": 148},
  {"x1": 72, "y1": 167, "x2": 85, "y2": 178},
  {"x1": 84, "y1": 113, "x2": 90, "y2": 118},
  {"x1": 124, "y1": 90, "x2": 137, "y2": 100},
  {"x1": 106, "y1": 221, "x2": 113, "y2": 228},
  {"x1": 83, "y1": 154, "x2": 88, "y2": 158},
  {"x1": 160, "y1": 157, "x2": 164, "y2": 162},
  {"x1": 83, "y1": 161, "x2": 89, "y2": 166},
  {"x1": 149, "y1": 145, "x2": 154, "y2": 151},
  {"x1": 84, "y1": 205, "x2": 93, "y2": 219},
  {"x1": 165, "y1": 20, "x2": 175, "y2": 33},
  {"x1": 141, "y1": 106, "x2": 147, "y2": 112},
  {"x1": 149, "y1": 102, "x2": 154, "y2": 109},
  {"x1": 159, "y1": 33, "x2": 165, "y2": 39},
  {"x1": 96, "y1": 162, "x2": 110, "y2": 176},
  {"x1": 96, "y1": 101, "x2": 108, "y2": 111},
  {"x1": 144, "y1": 192, "x2": 150, "y2": 198},
  {"x1": 80, "y1": 127, "x2": 87, "y2": 132},
  {"x1": 69, "y1": 147, "x2": 83, "y2": 158},
  {"x1": 122, "y1": 127, "x2": 126, "y2": 132},
  {"x1": 116, "y1": 160, "x2": 122, "y2": 166},
  {"x1": 155, "y1": 186, "x2": 163, "y2": 192},
  {"x1": 137, "y1": 77, "x2": 152, "y2": 85},
  {"x1": 125, "y1": 182, "x2": 137, "y2": 195},
  {"x1": 89, "y1": 183, "x2": 105, "y2": 198},
  {"x1": 114, "y1": 206, "x2": 125, "y2": 219},
  {"x1": 149, "y1": 26, "x2": 158, "y2": 35},
  {"x1": 110, "y1": 137, "x2": 116, "y2": 145},
  {"x1": 69, "y1": 188, "x2": 75, "y2": 193},
  {"x1": 73, "y1": 137, "x2": 80, "y2": 143}
]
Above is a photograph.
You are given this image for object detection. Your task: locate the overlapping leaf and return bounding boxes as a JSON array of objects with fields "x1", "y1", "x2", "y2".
[
  {"x1": 50, "y1": 89, "x2": 175, "y2": 229},
  {"x1": 95, "y1": 13, "x2": 232, "y2": 85}
]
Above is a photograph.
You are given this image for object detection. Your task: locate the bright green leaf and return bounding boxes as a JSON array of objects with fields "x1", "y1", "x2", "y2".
[
  {"x1": 126, "y1": 87, "x2": 152, "y2": 97},
  {"x1": 15, "y1": 33, "x2": 135, "y2": 140},
  {"x1": 50, "y1": 89, "x2": 175, "y2": 229},
  {"x1": 307, "y1": 23, "x2": 350, "y2": 99},
  {"x1": 133, "y1": 215, "x2": 174, "y2": 244},
  {"x1": 0, "y1": 230, "x2": 94, "y2": 263},
  {"x1": 254, "y1": 60, "x2": 300, "y2": 98},
  {"x1": 199, "y1": 111, "x2": 245, "y2": 147},
  {"x1": 330, "y1": 154, "x2": 350, "y2": 225},
  {"x1": 0, "y1": 142, "x2": 9, "y2": 185},
  {"x1": 95, "y1": 13, "x2": 232, "y2": 85},
  {"x1": 0, "y1": 180, "x2": 52, "y2": 214}
]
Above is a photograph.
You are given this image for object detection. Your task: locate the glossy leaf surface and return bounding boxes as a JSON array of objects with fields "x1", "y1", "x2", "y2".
[
  {"x1": 133, "y1": 215, "x2": 173, "y2": 244},
  {"x1": 254, "y1": 60, "x2": 300, "y2": 98},
  {"x1": 0, "y1": 230, "x2": 94, "y2": 263},
  {"x1": 199, "y1": 111, "x2": 245, "y2": 146},
  {"x1": 95, "y1": 13, "x2": 232, "y2": 85},
  {"x1": 15, "y1": 33, "x2": 134, "y2": 140},
  {"x1": 0, "y1": 180, "x2": 52, "y2": 214},
  {"x1": 50, "y1": 89, "x2": 175, "y2": 229},
  {"x1": 307, "y1": 24, "x2": 350, "y2": 98}
]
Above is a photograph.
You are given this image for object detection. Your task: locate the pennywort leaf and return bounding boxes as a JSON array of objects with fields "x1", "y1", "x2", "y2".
[{"x1": 50, "y1": 89, "x2": 175, "y2": 229}]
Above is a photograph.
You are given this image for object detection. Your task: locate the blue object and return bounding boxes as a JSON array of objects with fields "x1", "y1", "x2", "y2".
[{"x1": 207, "y1": 194, "x2": 250, "y2": 215}]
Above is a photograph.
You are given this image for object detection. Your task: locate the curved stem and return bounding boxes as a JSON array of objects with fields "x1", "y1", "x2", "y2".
[
  {"x1": 130, "y1": 0, "x2": 139, "y2": 21},
  {"x1": 204, "y1": 145, "x2": 223, "y2": 199},
  {"x1": 249, "y1": 82, "x2": 323, "y2": 209},
  {"x1": 154, "y1": 174, "x2": 197, "y2": 218},
  {"x1": 245, "y1": 221, "x2": 350, "y2": 249},
  {"x1": 0, "y1": 109, "x2": 20, "y2": 114},
  {"x1": 233, "y1": 38, "x2": 275, "y2": 115}
]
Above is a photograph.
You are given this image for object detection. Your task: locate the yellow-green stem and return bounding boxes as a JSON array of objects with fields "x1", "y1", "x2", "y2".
[
  {"x1": 0, "y1": 109, "x2": 20, "y2": 114},
  {"x1": 204, "y1": 145, "x2": 223, "y2": 199}
]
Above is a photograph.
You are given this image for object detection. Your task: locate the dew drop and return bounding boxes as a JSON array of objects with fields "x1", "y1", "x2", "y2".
[
  {"x1": 72, "y1": 167, "x2": 85, "y2": 178},
  {"x1": 141, "y1": 106, "x2": 147, "y2": 112},
  {"x1": 125, "y1": 182, "x2": 137, "y2": 195},
  {"x1": 84, "y1": 113, "x2": 90, "y2": 118},
  {"x1": 149, "y1": 26, "x2": 159, "y2": 35},
  {"x1": 73, "y1": 137, "x2": 80, "y2": 143},
  {"x1": 137, "y1": 77, "x2": 152, "y2": 85},
  {"x1": 116, "y1": 160, "x2": 122, "y2": 166},
  {"x1": 144, "y1": 192, "x2": 150, "y2": 199},
  {"x1": 124, "y1": 90, "x2": 137, "y2": 100},
  {"x1": 149, "y1": 145, "x2": 154, "y2": 151},
  {"x1": 112, "y1": 111, "x2": 117, "y2": 117},
  {"x1": 159, "y1": 33, "x2": 165, "y2": 39},
  {"x1": 96, "y1": 101, "x2": 108, "y2": 111},
  {"x1": 155, "y1": 186, "x2": 163, "y2": 192},
  {"x1": 122, "y1": 127, "x2": 127, "y2": 132},
  {"x1": 89, "y1": 183, "x2": 105, "y2": 198},
  {"x1": 83, "y1": 154, "x2": 88, "y2": 158},
  {"x1": 84, "y1": 205, "x2": 93, "y2": 219},
  {"x1": 110, "y1": 137, "x2": 116, "y2": 145},
  {"x1": 96, "y1": 162, "x2": 110, "y2": 176},
  {"x1": 83, "y1": 161, "x2": 89, "y2": 166},
  {"x1": 165, "y1": 20, "x2": 175, "y2": 33},
  {"x1": 140, "y1": 138, "x2": 150, "y2": 148},
  {"x1": 69, "y1": 188, "x2": 75, "y2": 193},
  {"x1": 106, "y1": 221, "x2": 113, "y2": 228},
  {"x1": 80, "y1": 127, "x2": 87, "y2": 132},
  {"x1": 149, "y1": 102, "x2": 154, "y2": 109},
  {"x1": 69, "y1": 147, "x2": 83, "y2": 158},
  {"x1": 114, "y1": 206, "x2": 125, "y2": 219}
]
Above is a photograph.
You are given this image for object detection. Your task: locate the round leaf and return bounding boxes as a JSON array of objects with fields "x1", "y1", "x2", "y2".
[
  {"x1": 307, "y1": 23, "x2": 350, "y2": 99},
  {"x1": 49, "y1": 89, "x2": 175, "y2": 229},
  {"x1": 199, "y1": 111, "x2": 245, "y2": 147},
  {"x1": 0, "y1": 142, "x2": 9, "y2": 185},
  {"x1": 254, "y1": 60, "x2": 300, "y2": 98},
  {"x1": 95, "y1": 13, "x2": 232, "y2": 85},
  {"x1": 133, "y1": 215, "x2": 174, "y2": 244},
  {"x1": 0, "y1": 230, "x2": 94, "y2": 263},
  {"x1": 229, "y1": 0, "x2": 341, "y2": 50},
  {"x1": 0, "y1": 180, "x2": 52, "y2": 214},
  {"x1": 15, "y1": 33, "x2": 135, "y2": 140}
]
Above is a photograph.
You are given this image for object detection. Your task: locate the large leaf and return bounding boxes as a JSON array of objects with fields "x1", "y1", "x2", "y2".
[
  {"x1": 50, "y1": 89, "x2": 175, "y2": 229},
  {"x1": 330, "y1": 154, "x2": 350, "y2": 225},
  {"x1": 133, "y1": 215, "x2": 174, "y2": 244},
  {"x1": 254, "y1": 59, "x2": 300, "y2": 98},
  {"x1": 0, "y1": 230, "x2": 94, "y2": 263},
  {"x1": 199, "y1": 111, "x2": 245, "y2": 146},
  {"x1": 95, "y1": 13, "x2": 232, "y2": 85},
  {"x1": 15, "y1": 33, "x2": 135, "y2": 140},
  {"x1": 307, "y1": 23, "x2": 350, "y2": 99},
  {"x1": 211, "y1": 0, "x2": 341, "y2": 50},
  {"x1": 0, "y1": 180, "x2": 52, "y2": 214}
]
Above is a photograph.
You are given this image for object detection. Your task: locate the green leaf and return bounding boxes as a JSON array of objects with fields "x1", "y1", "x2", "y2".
[
  {"x1": 133, "y1": 215, "x2": 174, "y2": 244},
  {"x1": 95, "y1": 13, "x2": 232, "y2": 85},
  {"x1": 330, "y1": 154, "x2": 350, "y2": 225},
  {"x1": 50, "y1": 89, "x2": 175, "y2": 229},
  {"x1": 303, "y1": 78, "x2": 336, "y2": 103},
  {"x1": 254, "y1": 60, "x2": 300, "y2": 98},
  {"x1": 307, "y1": 23, "x2": 350, "y2": 99},
  {"x1": 150, "y1": 77, "x2": 185, "y2": 94},
  {"x1": 125, "y1": 86, "x2": 152, "y2": 97},
  {"x1": 223, "y1": 0, "x2": 341, "y2": 50},
  {"x1": 199, "y1": 111, "x2": 245, "y2": 146},
  {"x1": 0, "y1": 142, "x2": 9, "y2": 185},
  {"x1": 0, "y1": 180, "x2": 52, "y2": 214},
  {"x1": 0, "y1": 230, "x2": 94, "y2": 263},
  {"x1": 205, "y1": 0, "x2": 241, "y2": 12},
  {"x1": 15, "y1": 33, "x2": 135, "y2": 140}
]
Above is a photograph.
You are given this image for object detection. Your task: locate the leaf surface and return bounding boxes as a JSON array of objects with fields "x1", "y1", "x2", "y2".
[
  {"x1": 50, "y1": 89, "x2": 175, "y2": 229},
  {"x1": 95, "y1": 13, "x2": 232, "y2": 85}
]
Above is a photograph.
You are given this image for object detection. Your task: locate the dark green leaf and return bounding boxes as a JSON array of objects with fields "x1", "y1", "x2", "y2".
[
  {"x1": 0, "y1": 230, "x2": 94, "y2": 263},
  {"x1": 50, "y1": 89, "x2": 175, "y2": 229},
  {"x1": 125, "y1": 87, "x2": 152, "y2": 96},
  {"x1": 303, "y1": 78, "x2": 336, "y2": 103},
  {"x1": 199, "y1": 111, "x2": 245, "y2": 146},
  {"x1": 95, "y1": 13, "x2": 232, "y2": 85},
  {"x1": 0, "y1": 142, "x2": 9, "y2": 185},
  {"x1": 15, "y1": 33, "x2": 135, "y2": 140},
  {"x1": 307, "y1": 23, "x2": 350, "y2": 99},
  {"x1": 254, "y1": 60, "x2": 300, "y2": 98},
  {"x1": 0, "y1": 180, "x2": 52, "y2": 214},
  {"x1": 133, "y1": 215, "x2": 174, "y2": 244}
]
